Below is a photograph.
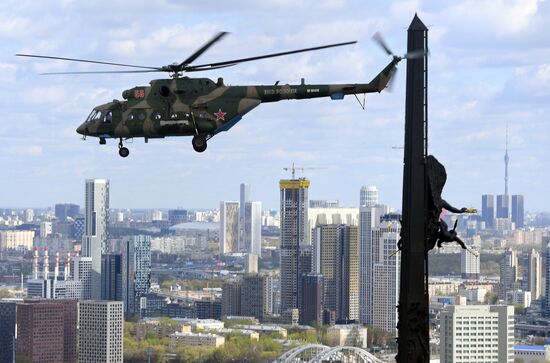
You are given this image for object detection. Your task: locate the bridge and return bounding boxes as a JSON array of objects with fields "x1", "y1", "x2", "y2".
[{"x1": 274, "y1": 344, "x2": 387, "y2": 363}]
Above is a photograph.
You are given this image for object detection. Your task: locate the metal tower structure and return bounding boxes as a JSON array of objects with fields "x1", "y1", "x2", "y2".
[
  {"x1": 505, "y1": 121, "x2": 509, "y2": 196},
  {"x1": 396, "y1": 14, "x2": 430, "y2": 363}
]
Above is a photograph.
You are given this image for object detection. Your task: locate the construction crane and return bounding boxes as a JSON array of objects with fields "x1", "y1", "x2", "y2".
[{"x1": 283, "y1": 162, "x2": 326, "y2": 179}]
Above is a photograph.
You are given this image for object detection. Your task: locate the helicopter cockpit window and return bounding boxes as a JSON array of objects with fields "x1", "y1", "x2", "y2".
[
  {"x1": 103, "y1": 111, "x2": 112, "y2": 123},
  {"x1": 86, "y1": 110, "x2": 100, "y2": 123}
]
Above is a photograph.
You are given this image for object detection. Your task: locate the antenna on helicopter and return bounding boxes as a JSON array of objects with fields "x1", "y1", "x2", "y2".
[{"x1": 283, "y1": 162, "x2": 327, "y2": 179}]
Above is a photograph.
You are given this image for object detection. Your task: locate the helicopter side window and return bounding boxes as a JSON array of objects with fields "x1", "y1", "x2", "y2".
[{"x1": 103, "y1": 111, "x2": 112, "y2": 123}]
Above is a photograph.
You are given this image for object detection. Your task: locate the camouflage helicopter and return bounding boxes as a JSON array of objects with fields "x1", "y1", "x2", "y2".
[{"x1": 17, "y1": 32, "x2": 416, "y2": 157}]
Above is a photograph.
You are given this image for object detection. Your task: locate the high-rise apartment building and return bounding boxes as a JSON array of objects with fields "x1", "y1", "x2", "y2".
[
  {"x1": 496, "y1": 194, "x2": 509, "y2": 219},
  {"x1": 544, "y1": 243, "x2": 550, "y2": 317},
  {"x1": 440, "y1": 305, "x2": 514, "y2": 363},
  {"x1": 73, "y1": 255, "x2": 93, "y2": 300},
  {"x1": 102, "y1": 254, "x2": 123, "y2": 301},
  {"x1": 511, "y1": 195, "x2": 524, "y2": 228},
  {"x1": 55, "y1": 203, "x2": 80, "y2": 220},
  {"x1": 460, "y1": 246, "x2": 480, "y2": 280},
  {"x1": 481, "y1": 194, "x2": 495, "y2": 229},
  {"x1": 360, "y1": 185, "x2": 379, "y2": 207},
  {"x1": 239, "y1": 183, "x2": 251, "y2": 250},
  {"x1": 526, "y1": 248, "x2": 542, "y2": 300},
  {"x1": 0, "y1": 301, "x2": 16, "y2": 363},
  {"x1": 279, "y1": 178, "x2": 309, "y2": 312},
  {"x1": 312, "y1": 224, "x2": 359, "y2": 322},
  {"x1": 221, "y1": 281, "x2": 241, "y2": 317},
  {"x1": 359, "y1": 204, "x2": 389, "y2": 325},
  {"x1": 240, "y1": 274, "x2": 267, "y2": 320},
  {"x1": 124, "y1": 235, "x2": 151, "y2": 315},
  {"x1": 300, "y1": 273, "x2": 324, "y2": 326},
  {"x1": 79, "y1": 300, "x2": 124, "y2": 363},
  {"x1": 0, "y1": 230, "x2": 35, "y2": 251},
  {"x1": 244, "y1": 201, "x2": 262, "y2": 255},
  {"x1": 83, "y1": 178, "x2": 109, "y2": 300},
  {"x1": 220, "y1": 201, "x2": 239, "y2": 254},
  {"x1": 17, "y1": 299, "x2": 78, "y2": 363},
  {"x1": 500, "y1": 248, "x2": 519, "y2": 299},
  {"x1": 371, "y1": 214, "x2": 401, "y2": 332}
]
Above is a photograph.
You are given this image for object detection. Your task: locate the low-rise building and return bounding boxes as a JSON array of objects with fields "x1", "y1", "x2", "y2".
[
  {"x1": 327, "y1": 324, "x2": 368, "y2": 348},
  {"x1": 233, "y1": 324, "x2": 287, "y2": 338},
  {"x1": 506, "y1": 289, "x2": 532, "y2": 308},
  {"x1": 135, "y1": 318, "x2": 190, "y2": 340},
  {"x1": 173, "y1": 318, "x2": 224, "y2": 331},
  {"x1": 513, "y1": 345, "x2": 550, "y2": 363},
  {"x1": 169, "y1": 332, "x2": 225, "y2": 348}
]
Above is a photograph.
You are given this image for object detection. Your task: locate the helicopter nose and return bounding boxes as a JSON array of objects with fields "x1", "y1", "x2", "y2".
[{"x1": 76, "y1": 123, "x2": 87, "y2": 135}]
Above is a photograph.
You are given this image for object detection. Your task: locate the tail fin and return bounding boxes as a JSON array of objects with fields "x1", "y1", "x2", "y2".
[{"x1": 368, "y1": 58, "x2": 400, "y2": 92}]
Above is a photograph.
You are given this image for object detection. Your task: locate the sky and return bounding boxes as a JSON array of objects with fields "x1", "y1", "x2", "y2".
[{"x1": 1, "y1": 0, "x2": 549, "y2": 211}]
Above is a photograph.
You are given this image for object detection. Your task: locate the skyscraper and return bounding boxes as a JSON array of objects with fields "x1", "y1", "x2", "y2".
[
  {"x1": 221, "y1": 281, "x2": 241, "y2": 317},
  {"x1": 83, "y1": 178, "x2": 109, "y2": 300},
  {"x1": 280, "y1": 178, "x2": 309, "y2": 312},
  {"x1": 359, "y1": 204, "x2": 389, "y2": 324},
  {"x1": 79, "y1": 300, "x2": 124, "y2": 363},
  {"x1": 440, "y1": 305, "x2": 514, "y2": 363},
  {"x1": 371, "y1": 214, "x2": 401, "y2": 332},
  {"x1": 220, "y1": 201, "x2": 239, "y2": 254},
  {"x1": 500, "y1": 248, "x2": 519, "y2": 299},
  {"x1": 481, "y1": 194, "x2": 495, "y2": 229},
  {"x1": 244, "y1": 201, "x2": 262, "y2": 255},
  {"x1": 300, "y1": 273, "x2": 324, "y2": 326},
  {"x1": 240, "y1": 274, "x2": 267, "y2": 320},
  {"x1": 496, "y1": 194, "x2": 509, "y2": 219},
  {"x1": 124, "y1": 235, "x2": 151, "y2": 315},
  {"x1": 526, "y1": 249, "x2": 542, "y2": 300},
  {"x1": 511, "y1": 195, "x2": 524, "y2": 228},
  {"x1": 461, "y1": 247, "x2": 480, "y2": 280},
  {"x1": 360, "y1": 185, "x2": 379, "y2": 207},
  {"x1": 0, "y1": 302, "x2": 16, "y2": 363},
  {"x1": 312, "y1": 224, "x2": 359, "y2": 322},
  {"x1": 544, "y1": 242, "x2": 550, "y2": 317},
  {"x1": 102, "y1": 254, "x2": 123, "y2": 301},
  {"x1": 17, "y1": 299, "x2": 78, "y2": 363},
  {"x1": 239, "y1": 183, "x2": 251, "y2": 250}
]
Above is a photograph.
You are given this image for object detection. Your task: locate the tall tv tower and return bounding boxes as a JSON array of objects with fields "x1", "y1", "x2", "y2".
[{"x1": 504, "y1": 122, "x2": 509, "y2": 196}]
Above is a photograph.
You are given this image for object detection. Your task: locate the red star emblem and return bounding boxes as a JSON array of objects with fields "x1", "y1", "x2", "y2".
[{"x1": 215, "y1": 109, "x2": 227, "y2": 121}]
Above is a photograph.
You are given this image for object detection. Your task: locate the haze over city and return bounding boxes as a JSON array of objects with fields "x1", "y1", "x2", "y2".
[{"x1": 1, "y1": 0, "x2": 549, "y2": 210}]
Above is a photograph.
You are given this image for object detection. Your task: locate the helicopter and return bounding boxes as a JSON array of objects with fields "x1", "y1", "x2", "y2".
[{"x1": 17, "y1": 32, "x2": 418, "y2": 157}]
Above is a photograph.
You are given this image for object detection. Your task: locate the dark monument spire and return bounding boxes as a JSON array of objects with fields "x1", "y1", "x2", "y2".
[{"x1": 396, "y1": 14, "x2": 430, "y2": 363}]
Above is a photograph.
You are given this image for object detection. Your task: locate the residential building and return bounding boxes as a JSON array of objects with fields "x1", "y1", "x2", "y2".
[
  {"x1": 123, "y1": 235, "x2": 151, "y2": 315},
  {"x1": 0, "y1": 301, "x2": 16, "y2": 363},
  {"x1": 300, "y1": 273, "x2": 323, "y2": 326},
  {"x1": 482, "y1": 194, "x2": 495, "y2": 229},
  {"x1": 239, "y1": 183, "x2": 251, "y2": 250},
  {"x1": 240, "y1": 274, "x2": 267, "y2": 320},
  {"x1": 279, "y1": 178, "x2": 309, "y2": 312},
  {"x1": 526, "y1": 248, "x2": 542, "y2": 300},
  {"x1": 0, "y1": 230, "x2": 34, "y2": 251},
  {"x1": 440, "y1": 305, "x2": 514, "y2": 363},
  {"x1": 327, "y1": 324, "x2": 368, "y2": 348},
  {"x1": 220, "y1": 201, "x2": 239, "y2": 254},
  {"x1": 83, "y1": 178, "x2": 109, "y2": 300},
  {"x1": 102, "y1": 254, "x2": 123, "y2": 301},
  {"x1": 497, "y1": 194, "x2": 510, "y2": 219},
  {"x1": 55, "y1": 203, "x2": 80, "y2": 220},
  {"x1": 221, "y1": 281, "x2": 241, "y2": 317},
  {"x1": 371, "y1": 214, "x2": 401, "y2": 332},
  {"x1": 360, "y1": 185, "x2": 379, "y2": 207},
  {"x1": 544, "y1": 243, "x2": 550, "y2": 317},
  {"x1": 169, "y1": 332, "x2": 225, "y2": 348},
  {"x1": 195, "y1": 300, "x2": 222, "y2": 320},
  {"x1": 79, "y1": 300, "x2": 124, "y2": 363},
  {"x1": 312, "y1": 224, "x2": 359, "y2": 322},
  {"x1": 243, "y1": 201, "x2": 262, "y2": 255},
  {"x1": 310, "y1": 199, "x2": 340, "y2": 208},
  {"x1": 511, "y1": 195, "x2": 524, "y2": 228},
  {"x1": 506, "y1": 289, "x2": 531, "y2": 308},
  {"x1": 73, "y1": 256, "x2": 93, "y2": 300},
  {"x1": 460, "y1": 246, "x2": 480, "y2": 280},
  {"x1": 168, "y1": 209, "x2": 189, "y2": 225},
  {"x1": 500, "y1": 248, "x2": 519, "y2": 299},
  {"x1": 17, "y1": 299, "x2": 78, "y2": 363}
]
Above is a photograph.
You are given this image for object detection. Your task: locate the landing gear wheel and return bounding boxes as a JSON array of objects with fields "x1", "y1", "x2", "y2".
[
  {"x1": 192, "y1": 135, "x2": 207, "y2": 153},
  {"x1": 99, "y1": 137, "x2": 106, "y2": 145},
  {"x1": 119, "y1": 147, "x2": 129, "y2": 158}
]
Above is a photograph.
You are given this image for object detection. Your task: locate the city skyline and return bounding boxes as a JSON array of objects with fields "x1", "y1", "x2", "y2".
[{"x1": 1, "y1": 1, "x2": 549, "y2": 211}]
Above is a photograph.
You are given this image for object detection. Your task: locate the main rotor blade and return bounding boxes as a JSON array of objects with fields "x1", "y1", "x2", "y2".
[
  {"x1": 40, "y1": 70, "x2": 161, "y2": 75},
  {"x1": 179, "y1": 31, "x2": 229, "y2": 68},
  {"x1": 404, "y1": 48, "x2": 426, "y2": 59},
  {"x1": 185, "y1": 41, "x2": 357, "y2": 71},
  {"x1": 372, "y1": 32, "x2": 393, "y2": 56},
  {"x1": 15, "y1": 54, "x2": 160, "y2": 70},
  {"x1": 184, "y1": 63, "x2": 238, "y2": 72}
]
